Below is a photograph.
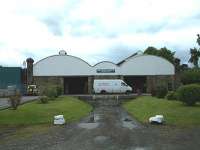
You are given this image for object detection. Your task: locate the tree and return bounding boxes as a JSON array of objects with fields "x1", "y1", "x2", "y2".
[
  {"x1": 174, "y1": 58, "x2": 181, "y2": 72},
  {"x1": 143, "y1": 46, "x2": 158, "y2": 55},
  {"x1": 181, "y1": 68, "x2": 200, "y2": 85},
  {"x1": 180, "y1": 64, "x2": 189, "y2": 71},
  {"x1": 197, "y1": 34, "x2": 200, "y2": 46},
  {"x1": 144, "y1": 46, "x2": 175, "y2": 64},
  {"x1": 159, "y1": 47, "x2": 175, "y2": 63},
  {"x1": 189, "y1": 47, "x2": 200, "y2": 68},
  {"x1": 189, "y1": 34, "x2": 200, "y2": 68}
]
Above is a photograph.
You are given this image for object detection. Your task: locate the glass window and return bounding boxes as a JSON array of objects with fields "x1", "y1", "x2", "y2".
[{"x1": 121, "y1": 82, "x2": 127, "y2": 86}]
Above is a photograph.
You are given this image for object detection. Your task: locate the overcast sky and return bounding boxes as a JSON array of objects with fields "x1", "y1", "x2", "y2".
[{"x1": 0, "y1": 0, "x2": 200, "y2": 66}]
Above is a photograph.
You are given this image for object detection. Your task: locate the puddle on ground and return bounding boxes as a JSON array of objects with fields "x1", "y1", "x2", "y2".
[
  {"x1": 124, "y1": 118, "x2": 132, "y2": 122},
  {"x1": 78, "y1": 123, "x2": 99, "y2": 129},
  {"x1": 94, "y1": 114, "x2": 101, "y2": 121},
  {"x1": 122, "y1": 121, "x2": 138, "y2": 130},
  {"x1": 122, "y1": 117, "x2": 139, "y2": 129},
  {"x1": 126, "y1": 146, "x2": 150, "y2": 150},
  {"x1": 87, "y1": 114, "x2": 101, "y2": 123},
  {"x1": 134, "y1": 147, "x2": 148, "y2": 150},
  {"x1": 94, "y1": 136, "x2": 109, "y2": 144},
  {"x1": 78, "y1": 113, "x2": 100, "y2": 129}
]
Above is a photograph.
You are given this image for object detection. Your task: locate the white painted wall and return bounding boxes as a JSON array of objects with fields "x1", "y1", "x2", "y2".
[{"x1": 33, "y1": 54, "x2": 175, "y2": 76}]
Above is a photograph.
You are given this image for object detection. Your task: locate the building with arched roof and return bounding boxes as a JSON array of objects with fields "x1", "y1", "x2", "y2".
[{"x1": 31, "y1": 51, "x2": 175, "y2": 94}]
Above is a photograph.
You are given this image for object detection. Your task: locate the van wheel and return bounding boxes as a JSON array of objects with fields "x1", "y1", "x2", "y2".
[
  {"x1": 125, "y1": 90, "x2": 131, "y2": 94},
  {"x1": 101, "y1": 90, "x2": 106, "y2": 94}
]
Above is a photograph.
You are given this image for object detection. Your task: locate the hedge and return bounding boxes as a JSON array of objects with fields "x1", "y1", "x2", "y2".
[{"x1": 176, "y1": 84, "x2": 200, "y2": 106}]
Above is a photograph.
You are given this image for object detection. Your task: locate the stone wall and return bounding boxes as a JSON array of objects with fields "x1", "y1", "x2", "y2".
[
  {"x1": 34, "y1": 76, "x2": 64, "y2": 94},
  {"x1": 146, "y1": 75, "x2": 174, "y2": 93},
  {"x1": 34, "y1": 75, "x2": 174, "y2": 95}
]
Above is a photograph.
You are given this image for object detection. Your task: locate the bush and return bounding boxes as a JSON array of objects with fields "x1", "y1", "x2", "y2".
[
  {"x1": 176, "y1": 84, "x2": 200, "y2": 106},
  {"x1": 42, "y1": 85, "x2": 63, "y2": 99},
  {"x1": 39, "y1": 96, "x2": 49, "y2": 104},
  {"x1": 155, "y1": 85, "x2": 168, "y2": 98},
  {"x1": 9, "y1": 92, "x2": 21, "y2": 110},
  {"x1": 165, "y1": 91, "x2": 177, "y2": 100},
  {"x1": 44, "y1": 86, "x2": 58, "y2": 99},
  {"x1": 56, "y1": 85, "x2": 63, "y2": 96},
  {"x1": 181, "y1": 69, "x2": 200, "y2": 85}
]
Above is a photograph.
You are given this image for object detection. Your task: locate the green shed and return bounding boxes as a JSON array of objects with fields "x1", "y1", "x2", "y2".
[{"x1": 0, "y1": 67, "x2": 23, "y2": 90}]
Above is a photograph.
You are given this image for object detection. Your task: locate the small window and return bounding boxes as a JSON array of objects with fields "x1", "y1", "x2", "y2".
[{"x1": 121, "y1": 82, "x2": 127, "y2": 86}]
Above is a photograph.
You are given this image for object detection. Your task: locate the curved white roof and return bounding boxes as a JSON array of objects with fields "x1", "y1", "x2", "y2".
[
  {"x1": 120, "y1": 55, "x2": 174, "y2": 75},
  {"x1": 34, "y1": 55, "x2": 92, "y2": 76},
  {"x1": 33, "y1": 54, "x2": 175, "y2": 76}
]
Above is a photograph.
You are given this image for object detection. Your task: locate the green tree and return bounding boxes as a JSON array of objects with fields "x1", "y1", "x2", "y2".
[
  {"x1": 174, "y1": 58, "x2": 181, "y2": 72},
  {"x1": 189, "y1": 34, "x2": 200, "y2": 68},
  {"x1": 143, "y1": 46, "x2": 158, "y2": 55},
  {"x1": 189, "y1": 47, "x2": 200, "y2": 68},
  {"x1": 159, "y1": 47, "x2": 175, "y2": 63},
  {"x1": 181, "y1": 68, "x2": 200, "y2": 85},
  {"x1": 180, "y1": 64, "x2": 189, "y2": 71},
  {"x1": 197, "y1": 34, "x2": 200, "y2": 46},
  {"x1": 144, "y1": 46, "x2": 175, "y2": 64}
]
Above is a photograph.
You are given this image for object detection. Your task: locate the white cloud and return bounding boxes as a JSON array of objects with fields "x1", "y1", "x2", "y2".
[{"x1": 0, "y1": 0, "x2": 200, "y2": 66}]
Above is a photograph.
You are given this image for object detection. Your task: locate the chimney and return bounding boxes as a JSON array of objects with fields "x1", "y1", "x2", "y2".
[{"x1": 26, "y1": 58, "x2": 34, "y2": 85}]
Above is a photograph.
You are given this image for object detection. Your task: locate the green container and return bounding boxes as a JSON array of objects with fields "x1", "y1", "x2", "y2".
[{"x1": 0, "y1": 67, "x2": 22, "y2": 90}]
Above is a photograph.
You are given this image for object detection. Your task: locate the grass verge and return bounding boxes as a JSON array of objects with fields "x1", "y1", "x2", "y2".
[
  {"x1": 0, "y1": 96, "x2": 92, "y2": 125},
  {"x1": 123, "y1": 96, "x2": 200, "y2": 127}
]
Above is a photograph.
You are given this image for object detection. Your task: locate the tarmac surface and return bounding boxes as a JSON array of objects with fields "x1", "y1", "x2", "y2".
[
  {"x1": 0, "y1": 97, "x2": 200, "y2": 150},
  {"x1": 0, "y1": 96, "x2": 39, "y2": 109}
]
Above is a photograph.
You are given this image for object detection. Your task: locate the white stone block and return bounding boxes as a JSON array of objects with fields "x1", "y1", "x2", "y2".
[
  {"x1": 54, "y1": 115, "x2": 65, "y2": 125},
  {"x1": 149, "y1": 115, "x2": 164, "y2": 124}
]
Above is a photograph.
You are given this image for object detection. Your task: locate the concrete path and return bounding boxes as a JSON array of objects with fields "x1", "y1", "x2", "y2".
[
  {"x1": 0, "y1": 98, "x2": 200, "y2": 150},
  {"x1": 0, "y1": 96, "x2": 39, "y2": 109}
]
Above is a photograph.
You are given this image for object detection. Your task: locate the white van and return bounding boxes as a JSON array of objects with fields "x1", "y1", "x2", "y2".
[{"x1": 93, "y1": 79, "x2": 132, "y2": 94}]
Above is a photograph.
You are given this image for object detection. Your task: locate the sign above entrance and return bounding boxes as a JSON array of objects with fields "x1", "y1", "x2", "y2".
[{"x1": 96, "y1": 69, "x2": 115, "y2": 73}]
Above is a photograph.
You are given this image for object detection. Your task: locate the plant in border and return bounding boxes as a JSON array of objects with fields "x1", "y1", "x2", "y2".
[
  {"x1": 176, "y1": 84, "x2": 200, "y2": 106},
  {"x1": 165, "y1": 91, "x2": 177, "y2": 100},
  {"x1": 155, "y1": 85, "x2": 168, "y2": 98},
  {"x1": 9, "y1": 91, "x2": 21, "y2": 110},
  {"x1": 42, "y1": 85, "x2": 63, "y2": 99},
  {"x1": 39, "y1": 96, "x2": 49, "y2": 104}
]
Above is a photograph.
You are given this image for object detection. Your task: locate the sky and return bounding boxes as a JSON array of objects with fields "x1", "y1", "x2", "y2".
[{"x1": 0, "y1": 0, "x2": 200, "y2": 66}]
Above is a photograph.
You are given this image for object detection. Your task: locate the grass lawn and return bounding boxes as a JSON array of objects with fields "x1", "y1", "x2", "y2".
[
  {"x1": 0, "y1": 96, "x2": 92, "y2": 125},
  {"x1": 123, "y1": 96, "x2": 200, "y2": 127}
]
